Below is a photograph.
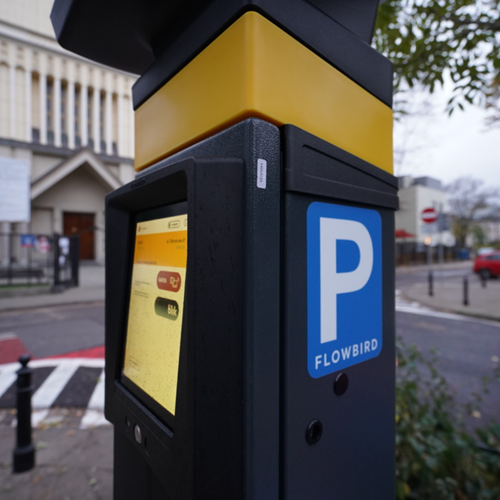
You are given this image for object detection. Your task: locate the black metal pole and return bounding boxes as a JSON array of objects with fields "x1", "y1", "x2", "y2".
[
  {"x1": 53, "y1": 233, "x2": 60, "y2": 286},
  {"x1": 481, "y1": 273, "x2": 487, "y2": 289},
  {"x1": 463, "y1": 276, "x2": 469, "y2": 306},
  {"x1": 428, "y1": 270, "x2": 433, "y2": 297},
  {"x1": 8, "y1": 231, "x2": 13, "y2": 286},
  {"x1": 70, "y1": 235, "x2": 80, "y2": 287},
  {"x1": 13, "y1": 354, "x2": 35, "y2": 473}
]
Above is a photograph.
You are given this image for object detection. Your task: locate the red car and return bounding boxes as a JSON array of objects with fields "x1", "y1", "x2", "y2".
[{"x1": 474, "y1": 250, "x2": 500, "y2": 279}]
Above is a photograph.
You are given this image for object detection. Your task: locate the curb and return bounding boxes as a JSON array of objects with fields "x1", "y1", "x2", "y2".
[
  {"x1": 0, "y1": 285, "x2": 51, "y2": 299},
  {"x1": 0, "y1": 299, "x2": 105, "y2": 314},
  {"x1": 399, "y1": 289, "x2": 500, "y2": 323}
]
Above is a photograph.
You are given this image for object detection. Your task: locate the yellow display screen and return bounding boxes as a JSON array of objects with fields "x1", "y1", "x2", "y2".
[{"x1": 123, "y1": 213, "x2": 187, "y2": 417}]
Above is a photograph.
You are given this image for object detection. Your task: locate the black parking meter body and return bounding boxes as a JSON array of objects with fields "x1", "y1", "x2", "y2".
[
  {"x1": 52, "y1": 1, "x2": 398, "y2": 498},
  {"x1": 105, "y1": 120, "x2": 397, "y2": 499}
]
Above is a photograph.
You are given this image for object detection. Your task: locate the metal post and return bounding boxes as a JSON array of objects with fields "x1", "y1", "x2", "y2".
[
  {"x1": 52, "y1": 233, "x2": 67, "y2": 292},
  {"x1": 13, "y1": 354, "x2": 35, "y2": 473},
  {"x1": 463, "y1": 276, "x2": 469, "y2": 306},
  {"x1": 70, "y1": 235, "x2": 80, "y2": 287},
  {"x1": 438, "y1": 204, "x2": 444, "y2": 267},
  {"x1": 428, "y1": 270, "x2": 433, "y2": 297},
  {"x1": 481, "y1": 273, "x2": 487, "y2": 289},
  {"x1": 53, "y1": 233, "x2": 60, "y2": 286},
  {"x1": 8, "y1": 231, "x2": 13, "y2": 286}
]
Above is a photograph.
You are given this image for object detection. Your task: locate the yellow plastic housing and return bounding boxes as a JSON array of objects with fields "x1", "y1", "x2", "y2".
[{"x1": 135, "y1": 12, "x2": 393, "y2": 173}]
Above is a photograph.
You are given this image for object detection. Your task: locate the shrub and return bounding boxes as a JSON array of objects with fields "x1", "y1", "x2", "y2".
[{"x1": 396, "y1": 340, "x2": 500, "y2": 499}]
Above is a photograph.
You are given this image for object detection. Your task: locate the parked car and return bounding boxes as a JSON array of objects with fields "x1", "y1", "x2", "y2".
[
  {"x1": 477, "y1": 247, "x2": 495, "y2": 256},
  {"x1": 473, "y1": 250, "x2": 500, "y2": 279}
]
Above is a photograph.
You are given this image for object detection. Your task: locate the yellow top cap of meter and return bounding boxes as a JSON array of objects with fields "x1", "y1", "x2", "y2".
[{"x1": 135, "y1": 11, "x2": 393, "y2": 174}]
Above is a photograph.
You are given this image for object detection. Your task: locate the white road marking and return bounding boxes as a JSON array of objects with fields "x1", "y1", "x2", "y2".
[
  {"x1": 1, "y1": 357, "x2": 108, "y2": 428},
  {"x1": 32, "y1": 361, "x2": 80, "y2": 410},
  {"x1": 0, "y1": 365, "x2": 18, "y2": 398},
  {"x1": 80, "y1": 370, "x2": 107, "y2": 428},
  {"x1": 0, "y1": 357, "x2": 105, "y2": 371},
  {"x1": 80, "y1": 410, "x2": 110, "y2": 429},
  {"x1": 87, "y1": 369, "x2": 105, "y2": 410},
  {"x1": 395, "y1": 290, "x2": 500, "y2": 327},
  {"x1": 0, "y1": 332, "x2": 17, "y2": 341}
]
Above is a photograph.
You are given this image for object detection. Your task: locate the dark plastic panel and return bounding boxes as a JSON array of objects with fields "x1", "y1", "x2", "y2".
[
  {"x1": 50, "y1": 0, "x2": 392, "y2": 108},
  {"x1": 282, "y1": 194, "x2": 396, "y2": 499},
  {"x1": 283, "y1": 125, "x2": 399, "y2": 210},
  {"x1": 307, "y1": 0, "x2": 380, "y2": 42},
  {"x1": 107, "y1": 159, "x2": 245, "y2": 499},
  {"x1": 106, "y1": 119, "x2": 282, "y2": 499}
]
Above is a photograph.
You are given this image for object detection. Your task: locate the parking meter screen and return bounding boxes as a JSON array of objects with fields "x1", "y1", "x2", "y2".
[{"x1": 122, "y1": 213, "x2": 187, "y2": 418}]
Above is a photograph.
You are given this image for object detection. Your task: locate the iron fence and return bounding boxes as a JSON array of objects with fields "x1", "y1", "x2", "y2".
[{"x1": 0, "y1": 232, "x2": 79, "y2": 289}]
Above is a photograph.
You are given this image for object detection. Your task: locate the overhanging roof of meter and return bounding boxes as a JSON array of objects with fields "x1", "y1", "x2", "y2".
[{"x1": 51, "y1": 0, "x2": 392, "y2": 108}]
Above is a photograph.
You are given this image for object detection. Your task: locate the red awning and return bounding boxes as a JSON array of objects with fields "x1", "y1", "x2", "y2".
[{"x1": 395, "y1": 229, "x2": 415, "y2": 238}]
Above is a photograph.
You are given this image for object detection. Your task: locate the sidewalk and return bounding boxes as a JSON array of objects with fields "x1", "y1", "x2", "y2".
[
  {"x1": 401, "y1": 274, "x2": 500, "y2": 322},
  {"x1": 0, "y1": 265, "x2": 104, "y2": 312},
  {"x1": 0, "y1": 265, "x2": 110, "y2": 499},
  {"x1": 396, "y1": 260, "x2": 472, "y2": 274},
  {"x1": 0, "y1": 412, "x2": 112, "y2": 500}
]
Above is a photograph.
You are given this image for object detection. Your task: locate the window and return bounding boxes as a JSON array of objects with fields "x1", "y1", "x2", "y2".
[{"x1": 31, "y1": 72, "x2": 40, "y2": 142}]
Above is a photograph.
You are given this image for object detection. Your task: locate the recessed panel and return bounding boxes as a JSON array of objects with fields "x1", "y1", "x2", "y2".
[{"x1": 123, "y1": 212, "x2": 188, "y2": 418}]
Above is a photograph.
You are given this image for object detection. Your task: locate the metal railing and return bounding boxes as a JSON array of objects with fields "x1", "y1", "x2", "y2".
[
  {"x1": 0, "y1": 232, "x2": 54, "y2": 287},
  {"x1": 0, "y1": 232, "x2": 79, "y2": 289}
]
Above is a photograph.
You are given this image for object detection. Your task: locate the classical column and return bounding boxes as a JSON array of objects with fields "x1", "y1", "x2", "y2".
[
  {"x1": 93, "y1": 87, "x2": 100, "y2": 153},
  {"x1": 25, "y1": 57, "x2": 32, "y2": 141},
  {"x1": 67, "y1": 80, "x2": 75, "y2": 149},
  {"x1": 117, "y1": 92, "x2": 124, "y2": 157},
  {"x1": 54, "y1": 76, "x2": 61, "y2": 147},
  {"x1": 39, "y1": 72, "x2": 47, "y2": 145},
  {"x1": 105, "y1": 90, "x2": 113, "y2": 155},
  {"x1": 80, "y1": 84, "x2": 88, "y2": 147},
  {"x1": 9, "y1": 64, "x2": 16, "y2": 139}
]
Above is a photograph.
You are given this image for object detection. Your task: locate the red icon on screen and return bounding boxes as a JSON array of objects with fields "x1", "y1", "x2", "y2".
[{"x1": 157, "y1": 271, "x2": 182, "y2": 292}]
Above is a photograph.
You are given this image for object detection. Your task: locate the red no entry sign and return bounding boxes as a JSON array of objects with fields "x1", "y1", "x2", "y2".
[{"x1": 421, "y1": 207, "x2": 438, "y2": 224}]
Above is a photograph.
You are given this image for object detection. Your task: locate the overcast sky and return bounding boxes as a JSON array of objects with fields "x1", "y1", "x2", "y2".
[{"x1": 393, "y1": 86, "x2": 500, "y2": 187}]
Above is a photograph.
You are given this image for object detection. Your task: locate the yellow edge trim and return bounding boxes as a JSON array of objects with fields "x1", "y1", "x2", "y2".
[{"x1": 135, "y1": 12, "x2": 393, "y2": 173}]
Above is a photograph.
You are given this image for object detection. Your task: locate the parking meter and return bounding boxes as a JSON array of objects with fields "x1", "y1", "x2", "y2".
[{"x1": 52, "y1": 1, "x2": 398, "y2": 499}]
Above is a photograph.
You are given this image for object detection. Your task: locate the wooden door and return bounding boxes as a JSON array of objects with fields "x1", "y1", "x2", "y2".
[{"x1": 63, "y1": 212, "x2": 95, "y2": 260}]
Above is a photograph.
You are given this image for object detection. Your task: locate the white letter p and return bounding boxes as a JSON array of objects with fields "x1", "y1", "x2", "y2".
[{"x1": 320, "y1": 218, "x2": 373, "y2": 344}]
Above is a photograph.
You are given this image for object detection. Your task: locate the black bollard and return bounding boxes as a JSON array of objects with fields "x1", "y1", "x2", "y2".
[
  {"x1": 13, "y1": 354, "x2": 35, "y2": 473},
  {"x1": 428, "y1": 270, "x2": 434, "y2": 297},
  {"x1": 481, "y1": 273, "x2": 487, "y2": 289},
  {"x1": 463, "y1": 277, "x2": 469, "y2": 307}
]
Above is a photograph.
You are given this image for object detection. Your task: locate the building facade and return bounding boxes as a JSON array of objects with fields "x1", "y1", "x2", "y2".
[
  {"x1": 0, "y1": 0, "x2": 136, "y2": 264},
  {"x1": 395, "y1": 176, "x2": 455, "y2": 263}
]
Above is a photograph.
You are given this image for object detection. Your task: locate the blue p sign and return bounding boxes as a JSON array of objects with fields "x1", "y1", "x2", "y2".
[{"x1": 307, "y1": 202, "x2": 382, "y2": 378}]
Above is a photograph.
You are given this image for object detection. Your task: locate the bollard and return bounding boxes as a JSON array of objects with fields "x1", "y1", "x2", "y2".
[
  {"x1": 13, "y1": 354, "x2": 35, "y2": 473},
  {"x1": 463, "y1": 277, "x2": 469, "y2": 307},
  {"x1": 481, "y1": 273, "x2": 487, "y2": 289},
  {"x1": 428, "y1": 270, "x2": 434, "y2": 297}
]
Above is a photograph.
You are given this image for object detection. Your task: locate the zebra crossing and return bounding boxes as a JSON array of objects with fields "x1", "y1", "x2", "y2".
[{"x1": 0, "y1": 357, "x2": 108, "y2": 429}]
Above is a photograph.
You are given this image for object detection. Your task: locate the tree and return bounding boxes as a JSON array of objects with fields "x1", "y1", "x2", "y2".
[
  {"x1": 446, "y1": 176, "x2": 499, "y2": 247},
  {"x1": 373, "y1": 0, "x2": 500, "y2": 117}
]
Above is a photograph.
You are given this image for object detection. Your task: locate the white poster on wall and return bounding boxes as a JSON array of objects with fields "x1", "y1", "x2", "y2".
[{"x1": 0, "y1": 157, "x2": 31, "y2": 222}]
